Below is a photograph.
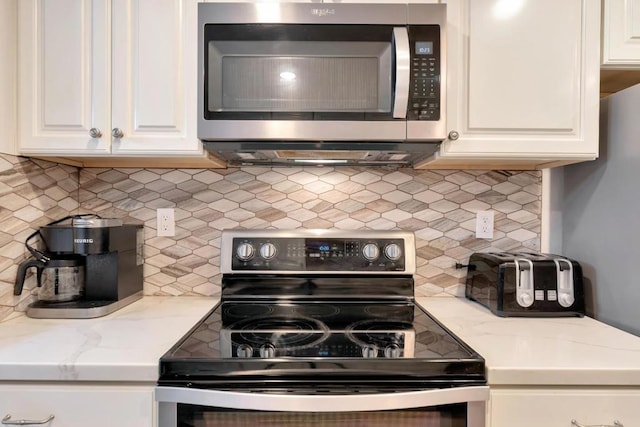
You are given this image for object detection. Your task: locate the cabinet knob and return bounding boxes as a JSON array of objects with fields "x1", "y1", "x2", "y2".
[
  {"x1": 2, "y1": 414, "x2": 55, "y2": 425},
  {"x1": 111, "y1": 128, "x2": 124, "y2": 139},
  {"x1": 89, "y1": 128, "x2": 102, "y2": 138},
  {"x1": 448, "y1": 130, "x2": 460, "y2": 140}
]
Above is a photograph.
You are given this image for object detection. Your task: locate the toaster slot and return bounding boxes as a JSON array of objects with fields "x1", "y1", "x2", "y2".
[
  {"x1": 514, "y1": 258, "x2": 534, "y2": 308},
  {"x1": 554, "y1": 258, "x2": 575, "y2": 308}
]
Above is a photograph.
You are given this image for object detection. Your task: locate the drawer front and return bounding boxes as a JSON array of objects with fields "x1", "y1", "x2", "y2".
[
  {"x1": 490, "y1": 388, "x2": 640, "y2": 427},
  {"x1": 0, "y1": 384, "x2": 154, "y2": 427}
]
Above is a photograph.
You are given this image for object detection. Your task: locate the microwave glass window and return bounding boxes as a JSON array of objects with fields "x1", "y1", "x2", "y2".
[
  {"x1": 208, "y1": 41, "x2": 392, "y2": 113},
  {"x1": 415, "y1": 41, "x2": 433, "y2": 56}
]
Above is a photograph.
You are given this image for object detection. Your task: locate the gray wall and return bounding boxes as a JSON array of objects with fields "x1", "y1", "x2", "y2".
[{"x1": 561, "y1": 83, "x2": 640, "y2": 336}]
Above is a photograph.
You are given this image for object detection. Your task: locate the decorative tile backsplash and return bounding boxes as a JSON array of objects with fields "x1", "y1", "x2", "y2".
[
  {"x1": 0, "y1": 155, "x2": 79, "y2": 315},
  {"x1": 0, "y1": 153, "x2": 541, "y2": 315}
]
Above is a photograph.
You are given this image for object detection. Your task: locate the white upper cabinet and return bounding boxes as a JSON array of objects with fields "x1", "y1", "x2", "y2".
[
  {"x1": 111, "y1": 0, "x2": 200, "y2": 156},
  {"x1": 602, "y1": 0, "x2": 640, "y2": 68},
  {"x1": 421, "y1": 0, "x2": 601, "y2": 169},
  {"x1": 0, "y1": 0, "x2": 17, "y2": 156},
  {"x1": 18, "y1": 0, "x2": 111, "y2": 155},
  {"x1": 18, "y1": 0, "x2": 208, "y2": 161}
]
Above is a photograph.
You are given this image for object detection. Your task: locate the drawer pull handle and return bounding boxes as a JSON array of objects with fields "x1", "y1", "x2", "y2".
[
  {"x1": 2, "y1": 415, "x2": 54, "y2": 425},
  {"x1": 571, "y1": 420, "x2": 623, "y2": 427}
]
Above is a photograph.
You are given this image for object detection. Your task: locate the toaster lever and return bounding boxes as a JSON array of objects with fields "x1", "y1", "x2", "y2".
[
  {"x1": 514, "y1": 259, "x2": 534, "y2": 308},
  {"x1": 554, "y1": 258, "x2": 575, "y2": 307}
]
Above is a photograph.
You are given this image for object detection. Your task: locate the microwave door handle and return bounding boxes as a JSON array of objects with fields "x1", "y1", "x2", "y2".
[{"x1": 392, "y1": 27, "x2": 410, "y2": 119}]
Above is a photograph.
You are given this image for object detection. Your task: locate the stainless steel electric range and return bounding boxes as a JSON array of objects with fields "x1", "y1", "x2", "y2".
[{"x1": 156, "y1": 230, "x2": 488, "y2": 427}]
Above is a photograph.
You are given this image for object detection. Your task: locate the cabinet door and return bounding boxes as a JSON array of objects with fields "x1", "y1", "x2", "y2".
[
  {"x1": 602, "y1": 0, "x2": 640, "y2": 68},
  {"x1": 436, "y1": 0, "x2": 600, "y2": 164},
  {"x1": 110, "y1": 0, "x2": 202, "y2": 156},
  {"x1": 0, "y1": 384, "x2": 154, "y2": 427},
  {"x1": 18, "y1": 0, "x2": 111, "y2": 155},
  {"x1": 490, "y1": 388, "x2": 640, "y2": 427},
  {"x1": 0, "y1": 0, "x2": 17, "y2": 156}
]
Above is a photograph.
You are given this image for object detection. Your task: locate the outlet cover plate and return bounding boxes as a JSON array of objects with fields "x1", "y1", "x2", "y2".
[
  {"x1": 157, "y1": 208, "x2": 175, "y2": 237},
  {"x1": 475, "y1": 210, "x2": 494, "y2": 239}
]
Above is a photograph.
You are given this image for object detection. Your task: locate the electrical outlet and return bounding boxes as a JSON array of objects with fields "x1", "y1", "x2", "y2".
[
  {"x1": 475, "y1": 210, "x2": 494, "y2": 239},
  {"x1": 157, "y1": 208, "x2": 175, "y2": 237}
]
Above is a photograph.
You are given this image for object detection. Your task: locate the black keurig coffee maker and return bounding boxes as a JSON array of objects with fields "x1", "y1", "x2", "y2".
[{"x1": 14, "y1": 215, "x2": 144, "y2": 318}]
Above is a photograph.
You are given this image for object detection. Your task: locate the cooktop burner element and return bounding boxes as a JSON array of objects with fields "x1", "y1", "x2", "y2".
[
  {"x1": 226, "y1": 314, "x2": 331, "y2": 357},
  {"x1": 159, "y1": 230, "x2": 485, "y2": 391}
]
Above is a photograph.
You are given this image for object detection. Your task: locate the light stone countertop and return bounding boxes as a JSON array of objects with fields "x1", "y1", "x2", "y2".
[
  {"x1": 1, "y1": 296, "x2": 640, "y2": 387},
  {"x1": 0, "y1": 296, "x2": 216, "y2": 382},
  {"x1": 417, "y1": 297, "x2": 640, "y2": 386}
]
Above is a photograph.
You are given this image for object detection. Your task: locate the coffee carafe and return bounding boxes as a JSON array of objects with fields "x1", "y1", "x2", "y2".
[{"x1": 15, "y1": 257, "x2": 85, "y2": 303}]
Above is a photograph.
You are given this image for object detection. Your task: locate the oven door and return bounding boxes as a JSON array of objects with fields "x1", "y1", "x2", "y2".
[{"x1": 156, "y1": 386, "x2": 488, "y2": 427}]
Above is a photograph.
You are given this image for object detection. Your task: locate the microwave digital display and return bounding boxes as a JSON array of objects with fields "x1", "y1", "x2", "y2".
[{"x1": 415, "y1": 41, "x2": 433, "y2": 55}]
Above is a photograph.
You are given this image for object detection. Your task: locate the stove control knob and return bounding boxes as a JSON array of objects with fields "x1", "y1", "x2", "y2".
[
  {"x1": 236, "y1": 243, "x2": 255, "y2": 262},
  {"x1": 236, "y1": 344, "x2": 253, "y2": 358},
  {"x1": 362, "y1": 243, "x2": 380, "y2": 261},
  {"x1": 384, "y1": 243, "x2": 402, "y2": 261},
  {"x1": 361, "y1": 344, "x2": 378, "y2": 358},
  {"x1": 260, "y1": 243, "x2": 277, "y2": 261},
  {"x1": 259, "y1": 343, "x2": 277, "y2": 358},
  {"x1": 384, "y1": 344, "x2": 402, "y2": 358}
]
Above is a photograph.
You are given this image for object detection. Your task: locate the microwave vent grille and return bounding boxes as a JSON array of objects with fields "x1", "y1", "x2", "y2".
[{"x1": 275, "y1": 150, "x2": 369, "y2": 160}]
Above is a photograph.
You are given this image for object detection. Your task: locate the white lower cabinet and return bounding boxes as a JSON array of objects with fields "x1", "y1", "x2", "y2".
[
  {"x1": 489, "y1": 387, "x2": 640, "y2": 427},
  {"x1": 0, "y1": 384, "x2": 155, "y2": 427}
]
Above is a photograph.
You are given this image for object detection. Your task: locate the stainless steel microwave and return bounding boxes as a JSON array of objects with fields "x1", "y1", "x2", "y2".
[{"x1": 198, "y1": 3, "x2": 446, "y2": 166}]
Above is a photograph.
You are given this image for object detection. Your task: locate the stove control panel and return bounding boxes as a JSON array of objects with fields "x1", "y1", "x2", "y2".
[{"x1": 230, "y1": 237, "x2": 406, "y2": 272}]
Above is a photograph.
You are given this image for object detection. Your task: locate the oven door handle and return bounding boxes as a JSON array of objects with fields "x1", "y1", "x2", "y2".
[
  {"x1": 392, "y1": 27, "x2": 410, "y2": 119},
  {"x1": 155, "y1": 386, "x2": 489, "y2": 412}
]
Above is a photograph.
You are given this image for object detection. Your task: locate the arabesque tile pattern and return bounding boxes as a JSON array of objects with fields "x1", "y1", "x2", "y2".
[
  {"x1": 0, "y1": 153, "x2": 541, "y2": 314},
  {"x1": 0, "y1": 155, "x2": 79, "y2": 314},
  {"x1": 80, "y1": 167, "x2": 541, "y2": 298}
]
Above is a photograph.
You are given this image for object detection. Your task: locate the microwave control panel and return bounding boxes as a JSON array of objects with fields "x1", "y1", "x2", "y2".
[{"x1": 407, "y1": 26, "x2": 441, "y2": 121}]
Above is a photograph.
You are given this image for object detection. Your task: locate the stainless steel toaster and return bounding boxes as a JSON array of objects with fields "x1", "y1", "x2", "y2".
[{"x1": 465, "y1": 252, "x2": 585, "y2": 317}]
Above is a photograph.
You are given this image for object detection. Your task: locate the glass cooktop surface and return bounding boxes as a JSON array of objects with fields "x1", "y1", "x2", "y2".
[{"x1": 159, "y1": 300, "x2": 485, "y2": 390}]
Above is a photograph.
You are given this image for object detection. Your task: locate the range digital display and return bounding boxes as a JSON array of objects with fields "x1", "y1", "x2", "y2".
[{"x1": 307, "y1": 240, "x2": 339, "y2": 254}]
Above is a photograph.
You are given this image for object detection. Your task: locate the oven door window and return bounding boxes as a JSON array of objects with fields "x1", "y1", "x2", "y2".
[
  {"x1": 177, "y1": 403, "x2": 466, "y2": 427},
  {"x1": 204, "y1": 25, "x2": 395, "y2": 121}
]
